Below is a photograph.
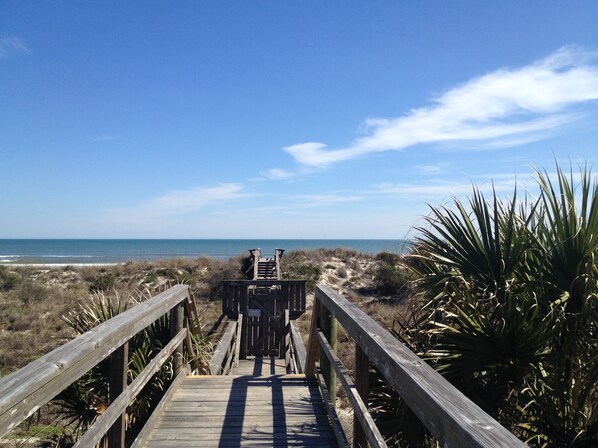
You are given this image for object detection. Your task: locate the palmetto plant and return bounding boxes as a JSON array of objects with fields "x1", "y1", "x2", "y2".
[
  {"x1": 399, "y1": 164, "x2": 597, "y2": 447},
  {"x1": 51, "y1": 289, "x2": 212, "y2": 446}
]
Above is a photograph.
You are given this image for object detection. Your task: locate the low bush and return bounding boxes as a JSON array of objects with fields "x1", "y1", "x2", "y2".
[
  {"x1": 373, "y1": 260, "x2": 409, "y2": 296},
  {"x1": 89, "y1": 273, "x2": 116, "y2": 292},
  {"x1": 0, "y1": 266, "x2": 21, "y2": 291}
]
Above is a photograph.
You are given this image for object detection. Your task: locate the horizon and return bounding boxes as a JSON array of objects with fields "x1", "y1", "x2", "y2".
[{"x1": 2, "y1": 2, "x2": 597, "y2": 239}]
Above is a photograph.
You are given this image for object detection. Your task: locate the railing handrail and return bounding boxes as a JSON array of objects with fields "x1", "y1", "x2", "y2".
[
  {"x1": 222, "y1": 279, "x2": 306, "y2": 286},
  {"x1": 209, "y1": 314, "x2": 243, "y2": 375},
  {"x1": 0, "y1": 284, "x2": 191, "y2": 439},
  {"x1": 307, "y1": 284, "x2": 527, "y2": 448}
]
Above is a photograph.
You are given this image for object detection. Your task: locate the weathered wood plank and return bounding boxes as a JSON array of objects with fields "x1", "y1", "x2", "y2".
[
  {"x1": 0, "y1": 285, "x2": 190, "y2": 437},
  {"x1": 73, "y1": 329, "x2": 187, "y2": 448},
  {"x1": 140, "y1": 374, "x2": 338, "y2": 448},
  {"x1": 234, "y1": 313, "x2": 243, "y2": 367},
  {"x1": 354, "y1": 343, "x2": 369, "y2": 448},
  {"x1": 107, "y1": 342, "x2": 128, "y2": 448},
  {"x1": 131, "y1": 365, "x2": 190, "y2": 448},
  {"x1": 305, "y1": 298, "x2": 320, "y2": 376},
  {"x1": 209, "y1": 320, "x2": 237, "y2": 374},
  {"x1": 315, "y1": 372, "x2": 350, "y2": 448},
  {"x1": 319, "y1": 305, "x2": 337, "y2": 402},
  {"x1": 170, "y1": 303, "x2": 184, "y2": 375},
  {"x1": 315, "y1": 284, "x2": 526, "y2": 448},
  {"x1": 317, "y1": 331, "x2": 387, "y2": 448}
]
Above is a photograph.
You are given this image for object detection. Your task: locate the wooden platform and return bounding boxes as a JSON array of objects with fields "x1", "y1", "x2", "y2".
[
  {"x1": 140, "y1": 371, "x2": 339, "y2": 447},
  {"x1": 232, "y1": 357, "x2": 289, "y2": 375}
]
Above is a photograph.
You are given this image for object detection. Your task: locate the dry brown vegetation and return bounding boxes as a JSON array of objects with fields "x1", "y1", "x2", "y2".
[{"x1": 0, "y1": 249, "x2": 411, "y2": 446}]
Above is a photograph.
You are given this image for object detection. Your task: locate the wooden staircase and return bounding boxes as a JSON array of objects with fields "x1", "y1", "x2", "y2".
[{"x1": 249, "y1": 248, "x2": 284, "y2": 280}]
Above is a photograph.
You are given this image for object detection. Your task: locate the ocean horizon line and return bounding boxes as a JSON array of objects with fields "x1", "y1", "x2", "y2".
[{"x1": 0, "y1": 238, "x2": 411, "y2": 265}]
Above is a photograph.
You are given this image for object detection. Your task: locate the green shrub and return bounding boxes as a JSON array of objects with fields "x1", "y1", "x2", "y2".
[
  {"x1": 0, "y1": 266, "x2": 21, "y2": 291},
  {"x1": 284, "y1": 262, "x2": 322, "y2": 292},
  {"x1": 374, "y1": 263, "x2": 408, "y2": 296},
  {"x1": 375, "y1": 251, "x2": 401, "y2": 265},
  {"x1": 89, "y1": 273, "x2": 116, "y2": 292},
  {"x1": 9, "y1": 279, "x2": 48, "y2": 304}
]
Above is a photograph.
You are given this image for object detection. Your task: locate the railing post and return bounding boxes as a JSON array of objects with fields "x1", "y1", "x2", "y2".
[
  {"x1": 170, "y1": 303, "x2": 184, "y2": 375},
  {"x1": 320, "y1": 304, "x2": 337, "y2": 402},
  {"x1": 354, "y1": 344, "x2": 370, "y2": 448},
  {"x1": 305, "y1": 298, "x2": 320, "y2": 375},
  {"x1": 107, "y1": 342, "x2": 128, "y2": 448}
]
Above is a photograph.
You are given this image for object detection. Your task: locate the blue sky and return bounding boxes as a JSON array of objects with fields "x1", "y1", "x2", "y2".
[{"x1": 1, "y1": 2, "x2": 597, "y2": 239}]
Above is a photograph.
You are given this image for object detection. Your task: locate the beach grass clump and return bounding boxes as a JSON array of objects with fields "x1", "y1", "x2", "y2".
[
  {"x1": 0, "y1": 266, "x2": 21, "y2": 291},
  {"x1": 281, "y1": 251, "x2": 323, "y2": 292},
  {"x1": 372, "y1": 252, "x2": 411, "y2": 297}
]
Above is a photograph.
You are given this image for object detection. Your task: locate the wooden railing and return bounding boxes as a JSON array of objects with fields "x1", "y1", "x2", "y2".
[
  {"x1": 209, "y1": 313, "x2": 243, "y2": 374},
  {"x1": 306, "y1": 284, "x2": 527, "y2": 448},
  {"x1": 0, "y1": 284, "x2": 199, "y2": 448},
  {"x1": 222, "y1": 279, "x2": 306, "y2": 319}
]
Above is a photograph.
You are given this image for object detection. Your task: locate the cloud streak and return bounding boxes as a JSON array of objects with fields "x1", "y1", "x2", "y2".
[
  {"x1": 283, "y1": 47, "x2": 598, "y2": 168},
  {"x1": 107, "y1": 183, "x2": 248, "y2": 221},
  {"x1": 0, "y1": 36, "x2": 29, "y2": 58}
]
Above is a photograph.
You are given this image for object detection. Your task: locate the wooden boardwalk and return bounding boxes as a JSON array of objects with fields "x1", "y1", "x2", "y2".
[
  {"x1": 0, "y1": 283, "x2": 528, "y2": 448},
  {"x1": 140, "y1": 357, "x2": 339, "y2": 447}
]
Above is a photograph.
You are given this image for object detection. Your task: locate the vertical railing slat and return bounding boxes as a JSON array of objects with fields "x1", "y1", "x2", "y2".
[
  {"x1": 354, "y1": 344, "x2": 370, "y2": 448},
  {"x1": 320, "y1": 304, "x2": 338, "y2": 402},
  {"x1": 107, "y1": 342, "x2": 128, "y2": 448}
]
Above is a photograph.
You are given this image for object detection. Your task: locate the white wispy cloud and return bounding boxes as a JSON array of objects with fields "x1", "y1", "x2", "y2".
[
  {"x1": 291, "y1": 193, "x2": 365, "y2": 208},
  {"x1": 261, "y1": 168, "x2": 296, "y2": 180},
  {"x1": 107, "y1": 183, "x2": 248, "y2": 221},
  {"x1": 282, "y1": 46, "x2": 598, "y2": 168},
  {"x1": 0, "y1": 36, "x2": 29, "y2": 58},
  {"x1": 415, "y1": 164, "x2": 445, "y2": 174},
  {"x1": 373, "y1": 173, "x2": 537, "y2": 198}
]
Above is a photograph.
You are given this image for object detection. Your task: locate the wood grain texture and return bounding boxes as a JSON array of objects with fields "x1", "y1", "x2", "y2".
[
  {"x1": 131, "y1": 365, "x2": 190, "y2": 448},
  {"x1": 315, "y1": 372, "x2": 350, "y2": 448},
  {"x1": 291, "y1": 320, "x2": 307, "y2": 373},
  {"x1": 107, "y1": 342, "x2": 128, "y2": 448},
  {"x1": 305, "y1": 298, "x2": 320, "y2": 376},
  {"x1": 317, "y1": 331, "x2": 387, "y2": 448},
  {"x1": 209, "y1": 320, "x2": 237, "y2": 374},
  {"x1": 139, "y1": 374, "x2": 339, "y2": 448},
  {"x1": 0, "y1": 285, "x2": 190, "y2": 437},
  {"x1": 354, "y1": 344, "x2": 369, "y2": 448},
  {"x1": 315, "y1": 285, "x2": 526, "y2": 448},
  {"x1": 73, "y1": 329, "x2": 187, "y2": 448}
]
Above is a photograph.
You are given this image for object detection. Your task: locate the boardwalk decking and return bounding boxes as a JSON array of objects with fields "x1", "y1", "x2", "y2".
[{"x1": 140, "y1": 357, "x2": 339, "y2": 447}]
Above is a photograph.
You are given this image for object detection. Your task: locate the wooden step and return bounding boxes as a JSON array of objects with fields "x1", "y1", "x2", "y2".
[{"x1": 139, "y1": 374, "x2": 339, "y2": 447}]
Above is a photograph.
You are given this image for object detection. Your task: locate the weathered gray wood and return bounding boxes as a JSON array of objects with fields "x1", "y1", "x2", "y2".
[
  {"x1": 141, "y1": 374, "x2": 339, "y2": 447},
  {"x1": 305, "y1": 298, "x2": 320, "y2": 376},
  {"x1": 317, "y1": 331, "x2": 387, "y2": 448},
  {"x1": 290, "y1": 321, "x2": 306, "y2": 374},
  {"x1": 320, "y1": 304, "x2": 337, "y2": 402},
  {"x1": 222, "y1": 280, "x2": 306, "y2": 321},
  {"x1": 284, "y1": 309, "x2": 291, "y2": 364},
  {"x1": 234, "y1": 313, "x2": 243, "y2": 367},
  {"x1": 231, "y1": 357, "x2": 288, "y2": 375},
  {"x1": 108, "y1": 342, "x2": 128, "y2": 448},
  {"x1": 0, "y1": 284, "x2": 190, "y2": 437},
  {"x1": 170, "y1": 303, "x2": 184, "y2": 376},
  {"x1": 315, "y1": 372, "x2": 350, "y2": 448},
  {"x1": 131, "y1": 365, "x2": 190, "y2": 448},
  {"x1": 315, "y1": 285, "x2": 526, "y2": 448},
  {"x1": 209, "y1": 320, "x2": 237, "y2": 374},
  {"x1": 74, "y1": 329, "x2": 187, "y2": 448},
  {"x1": 354, "y1": 344, "x2": 369, "y2": 448}
]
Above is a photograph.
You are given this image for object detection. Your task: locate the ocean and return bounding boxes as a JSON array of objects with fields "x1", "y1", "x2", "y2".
[{"x1": 0, "y1": 239, "x2": 410, "y2": 265}]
